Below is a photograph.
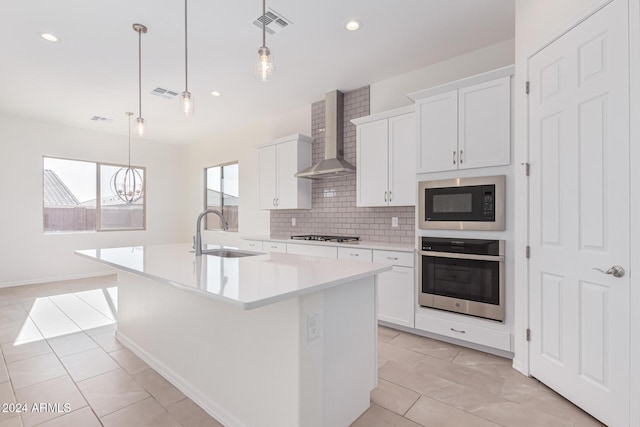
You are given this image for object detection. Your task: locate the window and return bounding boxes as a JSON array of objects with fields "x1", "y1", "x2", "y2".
[
  {"x1": 205, "y1": 162, "x2": 239, "y2": 231},
  {"x1": 43, "y1": 156, "x2": 146, "y2": 233}
]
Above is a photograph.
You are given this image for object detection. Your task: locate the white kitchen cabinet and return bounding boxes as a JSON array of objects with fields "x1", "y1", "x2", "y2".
[
  {"x1": 258, "y1": 134, "x2": 312, "y2": 210},
  {"x1": 337, "y1": 247, "x2": 373, "y2": 263},
  {"x1": 352, "y1": 106, "x2": 416, "y2": 207},
  {"x1": 286, "y1": 243, "x2": 337, "y2": 259},
  {"x1": 262, "y1": 241, "x2": 286, "y2": 253},
  {"x1": 372, "y1": 250, "x2": 415, "y2": 328},
  {"x1": 410, "y1": 67, "x2": 513, "y2": 174},
  {"x1": 241, "y1": 240, "x2": 263, "y2": 252}
]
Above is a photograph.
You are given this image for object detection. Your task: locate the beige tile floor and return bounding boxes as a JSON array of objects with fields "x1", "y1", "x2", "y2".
[{"x1": 0, "y1": 276, "x2": 603, "y2": 427}]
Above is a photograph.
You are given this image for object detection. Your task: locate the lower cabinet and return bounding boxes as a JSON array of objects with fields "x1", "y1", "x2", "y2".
[
  {"x1": 262, "y1": 241, "x2": 286, "y2": 253},
  {"x1": 373, "y1": 250, "x2": 415, "y2": 329},
  {"x1": 286, "y1": 243, "x2": 337, "y2": 258},
  {"x1": 241, "y1": 240, "x2": 263, "y2": 252}
]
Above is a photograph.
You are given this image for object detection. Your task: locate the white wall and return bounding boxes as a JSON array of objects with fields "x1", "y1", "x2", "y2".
[
  {"x1": 0, "y1": 113, "x2": 187, "y2": 287},
  {"x1": 370, "y1": 39, "x2": 515, "y2": 114},
  {"x1": 183, "y1": 105, "x2": 311, "y2": 248},
  {"x1": 512, "y1": 0, "x2": 612, "y2": 373}
]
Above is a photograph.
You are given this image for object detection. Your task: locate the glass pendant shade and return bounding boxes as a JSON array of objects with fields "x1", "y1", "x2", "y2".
[
  {"x1": 181, "y1": 91, "x2": 194, "y2": 116},
  {"x1": 256, "y1": 46, "x2": 273, "y2": 82},
  {"x1": 136, "y1": 117, "x2": 145, "y2": 136}
]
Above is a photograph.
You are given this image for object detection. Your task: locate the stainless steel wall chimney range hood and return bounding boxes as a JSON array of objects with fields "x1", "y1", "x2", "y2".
[{"x1": 295, "y1": 90, "x2": 356, "y2": 179}]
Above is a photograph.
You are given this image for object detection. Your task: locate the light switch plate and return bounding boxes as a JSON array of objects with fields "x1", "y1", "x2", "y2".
[
  {"x1": 292, "y1": 218, "x2": 296, "y2": 226},
  {"x1": 392, "y1": 217, "x2": 399, "y2": 227}
]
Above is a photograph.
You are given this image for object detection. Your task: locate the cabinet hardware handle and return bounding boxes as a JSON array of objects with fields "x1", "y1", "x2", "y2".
[
  {"x1": 273, "y1": 198, "x2": 276, "y2": 206},
  {"x1": 384, "y1": 191, "x2": 387, "y2": 202},
  {"x1": 350, "y1": 253, "x2": 359, "y2": 256},
  {"x1": 460, "y1": 150, "x2": 463, "y2": 164},
  {"x1": 270, "y1": 245, "x2": 277, "y2": 249},
  {"x1": 387, "y1": 257, "x2": 398, "y2": 260},
  {"x1": 453, "y1": 150, "x2": 456, "y2": 165},
  {"x1": 450, "y1": 328, "x2": 466, "y2": 334},
  {"x1": 389, "y1": 191, "x2": 392, "y2": 201}
]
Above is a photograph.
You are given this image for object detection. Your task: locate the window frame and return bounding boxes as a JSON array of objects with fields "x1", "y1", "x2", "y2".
[
  {"x1": 204, "y1": 161, "x2": 239, "y2": 232},
  {"x1": 42, "y1": 155, "x2": 147, "y2": 234}
]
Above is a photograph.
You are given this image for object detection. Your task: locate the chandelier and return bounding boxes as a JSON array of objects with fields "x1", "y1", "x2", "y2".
[{"x1": 111, "y1": 112, "x2": 144, "y2": 203}]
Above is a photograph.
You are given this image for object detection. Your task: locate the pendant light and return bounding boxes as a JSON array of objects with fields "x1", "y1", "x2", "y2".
[
  {"x1": 181, "y1": 0, "x2": 194, "y2": 115},
  {"x1": 111, "y1": 112, "x2": 144, "y2": 203},
  {"x1": 133, "y1": 23, "x2": 147, "y2": 136},
  {"x1": 255, "y1": 0, "x2": 274, "y2": 81}
]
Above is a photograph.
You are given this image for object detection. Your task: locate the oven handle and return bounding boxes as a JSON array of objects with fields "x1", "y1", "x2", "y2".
[{"x1": 419, "y1": 250, "x2": 504, "y2": 262}]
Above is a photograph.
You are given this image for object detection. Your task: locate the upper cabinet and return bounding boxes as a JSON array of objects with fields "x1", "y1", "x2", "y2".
[
  {"x1": 409, "y1": 66, "x2": 513, "y2": 174},
  {"x1": 352, "y1": 106, "x2": 416, "y2": 207},
  {"x1": 258, "y1": 134, "x2": 312, "y2": 210}
]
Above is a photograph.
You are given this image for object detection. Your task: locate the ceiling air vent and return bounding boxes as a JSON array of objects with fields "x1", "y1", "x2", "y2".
[
  {"x1": 90, "y1": 116, "x2": 113, "y2": 123},
  {"x1": 151, "y1": 87, "x2": 179, "y2": 99},
  {"x1": 253, "y1": 8, "x2": 292, "y2": 35}
]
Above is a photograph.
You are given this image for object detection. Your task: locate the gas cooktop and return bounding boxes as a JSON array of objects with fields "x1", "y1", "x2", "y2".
[{"x1": 290, "y1": 235, "x2": 360, "y2": 243}]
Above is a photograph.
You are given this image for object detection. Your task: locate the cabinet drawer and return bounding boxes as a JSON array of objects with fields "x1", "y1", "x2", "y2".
[
  {"x1": 242, "y1": 240, "x2": 263, "y2": 252},
  {"x1": 337, "y1": 247, "x2": 373, "y2": 262},
  {"x1": 414, "y1": 312, "x2": 511, "y2": 352},
  {"x1": 263, "y1": 241, "x2": 286, "y2": 253},
  {"x1": 373, "y1": 250, "x2": 414, "y2": 267},
  {"x1": 287, "y1": 243, "x2": 337, "y2": 258}
]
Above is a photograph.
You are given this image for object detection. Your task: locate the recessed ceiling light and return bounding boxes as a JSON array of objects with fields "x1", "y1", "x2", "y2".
[
  {"x1": 345, "y1": 20, "x2": 361, "y2": 31},
  {"x1": 40, "y1": 33, "x2": 59, "y2": 42},
  {"x1": 210, "y1": 91, "x2": 221, "y2": 97}
]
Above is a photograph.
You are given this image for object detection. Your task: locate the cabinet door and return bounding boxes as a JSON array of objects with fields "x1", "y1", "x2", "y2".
[
  {"x1": 377, "y1": 266, "x2": 415, "y2": 328},
  {"x1": 258, "y1": 146, "x2": 277, "y2": 210},
  {"x1": 458, "y1": 76, "x2": 511, "y2": 169},
  {"x1": 275, "y1": 141, "x2": 299, "y2": 209},
  {"x1": 417, "y1": 91, "x2": 458, "y2": 173},
  {"x1": 388, "y1": 113, "x2": 416, "y2": 206},
  {"x1": 357, "y1": 119, "x2": 389, "y2": 207}
]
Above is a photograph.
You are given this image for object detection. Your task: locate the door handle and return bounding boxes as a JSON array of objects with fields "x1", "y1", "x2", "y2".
[
  {"x1": 592, "y1": 265, "x2": 625, "y2": 278},
  {"x1": 453, "y1": 151, "x2": 456, "y2": 165}
]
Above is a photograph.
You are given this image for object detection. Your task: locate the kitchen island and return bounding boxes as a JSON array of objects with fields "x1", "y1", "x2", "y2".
[{"x1": 76, "y1": 244, "x2": 390, "y2": 427}]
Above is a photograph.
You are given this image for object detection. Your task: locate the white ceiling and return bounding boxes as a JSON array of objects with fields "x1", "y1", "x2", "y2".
[{"x1": 0, "y1": 0, "x2": 515, "y2": 145}]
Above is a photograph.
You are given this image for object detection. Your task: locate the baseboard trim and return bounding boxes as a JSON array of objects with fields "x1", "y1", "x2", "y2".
[
  {"x1": 116, "y1": 332, "x2": 247, "y2": 427},
  {"x1": 0, "y1": 272, "x2": 115, "y2": 289}
]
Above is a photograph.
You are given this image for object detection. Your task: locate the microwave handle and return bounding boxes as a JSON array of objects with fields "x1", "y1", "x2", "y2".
[{"x1": 419, "y1": 250, "x2": 504, "y2": 262}]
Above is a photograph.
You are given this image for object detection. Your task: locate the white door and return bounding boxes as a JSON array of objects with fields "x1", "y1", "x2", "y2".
[
  {"x1": 388, "y1": 113, "x2": 416, "y2": 207},
  {"x1": 276, "y1": 141, "x2": 298, "y2": 209},
  {"x1": 458, "y1": 76, "x2": 511, "y2": 170},
  {"x1": 376, "y1": 266, "x2": 414, "y2": 328},
  {"x1": 528, "y1": 1, "x2": 630, "y2": 426},
  {"x1": 258, "y1": 145, "x2": 277, "y2": 210},
  {"x1": 356, "y1": 119, "x2": 389, "y2": 207},
  {"x1": 416, "y1": 90, "x2": 458, "y2": 173}
]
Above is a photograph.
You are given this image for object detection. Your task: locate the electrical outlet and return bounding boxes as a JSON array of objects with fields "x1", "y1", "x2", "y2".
[
  {"x1": 292, "y1": 218, "x2": 296, "y2": 226},
  {"x1": 307, "y1": 313, "x2": 321, "y2": 341},
  {"x1": 392, "y1": 217, "x2": 399, "y2": 227}
]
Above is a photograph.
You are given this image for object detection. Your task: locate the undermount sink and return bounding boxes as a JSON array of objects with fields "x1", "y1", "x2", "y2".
[{"x1": 199, "y1": 249, "x2": 261, "y2": 258}]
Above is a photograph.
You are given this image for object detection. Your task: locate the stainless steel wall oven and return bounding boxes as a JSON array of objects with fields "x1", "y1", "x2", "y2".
[{"x1": 418, "y1": 237, "x2": 505, "y2": 322}]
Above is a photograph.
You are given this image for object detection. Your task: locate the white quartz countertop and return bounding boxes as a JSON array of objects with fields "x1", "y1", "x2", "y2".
[
  {"x1": 243, "y1": 236, "x2": 416, "y2": 253},
  {"x1": 76, "y1": 243, "x2": 391, "y2": 310}
]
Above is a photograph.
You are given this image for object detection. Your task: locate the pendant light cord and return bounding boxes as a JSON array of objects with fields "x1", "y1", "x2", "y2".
[
  {"x1": 185, "y1": 0, "x2": 188, "y2": 92},
  {"x1": 138, "y1": 30, "x2": 142, "y2": 118},
  {"x1": 262, "y1": 0, "x2": 266, "y2": 47},
  {"x1": 128, "y1": 114, "x2": 132, "y2": 169}
]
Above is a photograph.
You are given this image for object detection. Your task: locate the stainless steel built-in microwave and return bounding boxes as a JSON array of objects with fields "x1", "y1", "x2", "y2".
[{"x1": 418, "y1": 175, "x2": 505, "y2": 231}]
